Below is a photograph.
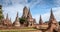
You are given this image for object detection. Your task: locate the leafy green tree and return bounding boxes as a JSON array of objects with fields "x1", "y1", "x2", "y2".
[
  {"x1": 19, "y1": 18, "x2": 29, "y2": 26},
  {"x1": 0, "y1": 5, "x2": 4, "y2": 25},
  {"x1": 19, "y1": 18, "x2": 26, "y2": 24},
  {"x1": 0, "y1": 5, "x2": 4, "y2": 20}
]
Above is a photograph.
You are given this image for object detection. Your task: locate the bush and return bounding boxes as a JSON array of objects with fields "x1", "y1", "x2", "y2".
[{"x1": 19, "y1": 18, "x2": 26, "y2": 24}]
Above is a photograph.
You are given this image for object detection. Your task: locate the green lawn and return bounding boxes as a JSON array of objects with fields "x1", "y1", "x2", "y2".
[{"x1": 0, "y1": 27, "x2": 37, "y2": 32}]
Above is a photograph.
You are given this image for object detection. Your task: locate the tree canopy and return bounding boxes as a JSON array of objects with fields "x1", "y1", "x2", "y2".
[{"x1": 19, "y1": 18, "x2": 27, "y2": 24}]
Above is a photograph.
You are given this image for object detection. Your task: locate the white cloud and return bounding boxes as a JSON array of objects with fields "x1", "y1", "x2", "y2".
[
  {"x1": 53, "y1": 7, "x2": 60, "y2": 21},
  {"x1": 54, "y1": 0, "x2": 60, "y2": 7},
  {"x1": 1, "y1": 0, "x2": 45, "y2": 23},
  {"x1": 1, "y1": 0, "x2": 29, "y2": 23},
  {"x1": 33, "y1": 7, "x2": 60, "y2": 23},
  {"x1": 1, "y1": 0, "x2": 60, "y2": 23},
  {"x1": 42, "y1": 7, "x2": 60, "y2": 22},
  {"x1": 33, "y1": 14, "x2": 40, "y2": 23},
  {"x1": 33, "y1": 13, "x2": 50, "y2": 23},
  {"x1": 42, "y1": 12, "x2": 50, "y2": 22},
  {"x1": 3, "y1": 4, "x2": 24, "y2": 23},
  {"x1": 27, "y1": 0, "x2": 45, "y2": 8}
]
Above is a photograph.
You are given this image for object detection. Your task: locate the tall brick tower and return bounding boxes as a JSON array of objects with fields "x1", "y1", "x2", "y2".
[
  {"x1": 27, "y1": 8, "x2": 35, "y2": 27},
  {"x1": 13, "y1": 12, "x2": 20, "y2": 27},
  {"x1": 48, "y1": 9, "x2": 59, "y2": 32},
  {"x1": 27, "y1": 8, "x2": 32, "y2": 19},
  {"x1": 22, "y1": 6, "x2": 29, "y2": 18},
  {"x1": 48, "y1": 9, "x2": 57, "y2": 25},
  {"x1": 39, "y1": 15, "x2": 43, "y2": 25}
]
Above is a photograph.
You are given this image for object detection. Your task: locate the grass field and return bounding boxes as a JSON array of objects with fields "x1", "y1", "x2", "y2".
[{"x1": 0, "y1": 27, "x2": 37, "y2": 32}]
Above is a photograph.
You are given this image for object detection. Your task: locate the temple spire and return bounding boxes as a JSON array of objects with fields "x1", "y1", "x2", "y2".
[
  {"x1": 3, "y1": 13, "x2": 12, "y2": 26},
  {"x1": 15, "y1": 12, "x2": 19, "y2": 21},
  {"x1": 6, "y1": 13, "x2": 8, "y2": 19},
  {"x1": 13, "y1": 12, "x2": 20, "y2": 27},
  {"x1": 39, "y1": 15, "x2": 43, "y2": 25},
  {"x1": 50, "y1": 8, "x2": 55, "y2": 20},
  {"x1": 48, "y1": 8, "x2": 59, "y2": 31},
  {"x1": 22, "y1": 6, "x2": 29, "y2": 18},
  {"x1": 48, "y1": 8, "x2": 58, "y2": 27},
  {"x1": 16, "y1": 12, "x2": 18, "y2": 18},
  {"x1": 49, "y1": 8, "x2": 56, "y2": 23},
  {"x1": 27, "y1": 8, "x2": 32, "y2": 19}
]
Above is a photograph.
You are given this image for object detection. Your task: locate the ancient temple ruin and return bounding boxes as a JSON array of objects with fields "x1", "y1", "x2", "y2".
[{"x1": 0, "y1": 5, "x2": 59, "y2": 32}]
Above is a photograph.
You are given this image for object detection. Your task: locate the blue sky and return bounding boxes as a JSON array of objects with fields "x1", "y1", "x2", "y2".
[{"x1": 0, "y1": 0, "x2": 60, "y2": 23}]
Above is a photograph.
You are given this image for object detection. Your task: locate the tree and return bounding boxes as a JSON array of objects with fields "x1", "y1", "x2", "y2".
[
  {"x1": 0, "y1": 5, "x2": 4, "y2": 20},
  {"x1": 19, "y1": 18, "x2": 26, "y2": 24},
  {"x1": 0, "y1": 5, "x2": 4, "y2": 25},
  {"x1": 19, "y1": 18, "x2": 29, "y2": 26}
]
